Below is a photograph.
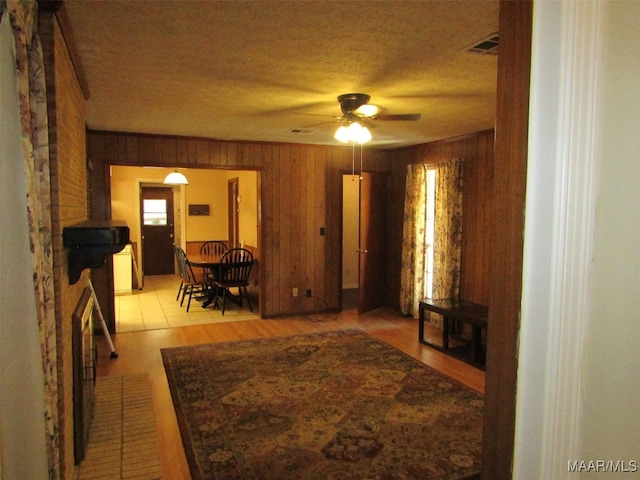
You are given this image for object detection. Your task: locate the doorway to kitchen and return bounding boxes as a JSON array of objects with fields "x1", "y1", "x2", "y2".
[{"x1": 110, "y1": 165, "x2": 261, "y2": 331}]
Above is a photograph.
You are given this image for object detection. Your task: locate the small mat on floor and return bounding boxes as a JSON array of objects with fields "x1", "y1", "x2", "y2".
[
  {"x1": 79, "y1": 374, "x2": 162, "y2": 479},
  {"x1": 162, "y1": 329, "x2": 483, "y2": 479}
]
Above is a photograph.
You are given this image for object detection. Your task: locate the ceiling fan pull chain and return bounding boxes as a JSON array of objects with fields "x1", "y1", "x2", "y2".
[{"x1": 352, "y1": 142, "x2": 356, "y2": 177}]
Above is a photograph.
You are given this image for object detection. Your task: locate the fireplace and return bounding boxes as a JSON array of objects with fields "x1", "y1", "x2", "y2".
[{"x1": 72, "y1": 287, "x2": 97, "y2": 464}]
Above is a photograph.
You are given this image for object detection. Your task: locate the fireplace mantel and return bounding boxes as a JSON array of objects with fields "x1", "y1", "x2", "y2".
[{"x1": 62, "y1": 220, "x2": 130, "y2": 284}]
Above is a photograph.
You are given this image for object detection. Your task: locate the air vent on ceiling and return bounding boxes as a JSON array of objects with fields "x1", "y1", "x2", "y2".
[{"x1": 465, "y1": 33, "x2": 499, "y2": 56}]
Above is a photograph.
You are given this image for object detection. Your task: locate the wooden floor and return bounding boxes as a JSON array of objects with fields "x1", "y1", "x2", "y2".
[{"x1": 95, "y1": 306, "x2": 485, "y2": 479}]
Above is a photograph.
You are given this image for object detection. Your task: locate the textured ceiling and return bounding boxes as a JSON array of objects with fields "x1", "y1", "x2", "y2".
[{"x1": 62, "y1": 0, "x2": 499, "y2": 149}]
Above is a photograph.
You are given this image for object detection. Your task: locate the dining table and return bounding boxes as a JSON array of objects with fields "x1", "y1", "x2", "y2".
[{"x1": 186, "y1": 251, "x2": 224, "y2": 308}]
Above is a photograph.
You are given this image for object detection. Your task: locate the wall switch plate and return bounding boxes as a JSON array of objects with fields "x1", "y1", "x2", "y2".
[{"x1": 292, "y1": 288, "x2": 298, "y2": 297}]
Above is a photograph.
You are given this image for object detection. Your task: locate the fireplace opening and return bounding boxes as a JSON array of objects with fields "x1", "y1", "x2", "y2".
[{"x1": 72, "y1": 287, "x2": 97, "y2": 464}]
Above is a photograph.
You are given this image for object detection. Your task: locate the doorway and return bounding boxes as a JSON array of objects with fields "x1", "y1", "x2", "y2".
[
  {"x1": 140, "y1": 186, "x2": 175, "y2": 275},
  {"x1": 342, "y1": 172, "x2": 387, "y2": 313}
]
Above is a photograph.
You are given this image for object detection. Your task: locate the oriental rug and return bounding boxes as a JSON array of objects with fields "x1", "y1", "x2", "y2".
[{"x1": 161, "y1": 330, "x2": 483, "y2": 479}]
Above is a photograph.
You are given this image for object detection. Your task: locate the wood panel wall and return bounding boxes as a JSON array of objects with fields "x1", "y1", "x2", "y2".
[
  {"x1": 40, "y1": 6, "x2": 90, "y2": 477},
  {"x1": 482, "y1": 1, "x2": 532, "y2": 478},
  {"x1": 385, "y1": 130, "x2": 495, "y2": 310},
  {"x1": 87, "y1": 131, "x2": 389, "y2": 318}
]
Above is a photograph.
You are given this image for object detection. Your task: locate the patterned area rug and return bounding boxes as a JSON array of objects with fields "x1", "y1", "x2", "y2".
[{"x1": 161, "y1": 330, "x2": 483, "y2": 479}]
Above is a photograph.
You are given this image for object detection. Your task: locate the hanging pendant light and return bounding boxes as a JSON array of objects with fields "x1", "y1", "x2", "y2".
[{"x1": 163, "y1": 169, "x2": 188, "y2": 185}]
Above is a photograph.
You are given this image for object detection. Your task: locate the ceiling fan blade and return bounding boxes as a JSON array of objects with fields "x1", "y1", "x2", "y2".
[{"x1": 375, "y1": 113, "x2": 422, "y2": 121}]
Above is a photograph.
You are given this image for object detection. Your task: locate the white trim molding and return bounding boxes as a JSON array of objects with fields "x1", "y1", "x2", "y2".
[{"x1": 514, "y1": 0, "x2": 604, "y2": 478}]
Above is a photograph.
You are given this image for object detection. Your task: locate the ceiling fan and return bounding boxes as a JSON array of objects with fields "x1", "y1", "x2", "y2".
[
  {"x1": 337, "y1": 93, "x2": 421, "y2": 123},
  {"x1": 333, "y1": 93, "x2": 421, "y2": 143}
]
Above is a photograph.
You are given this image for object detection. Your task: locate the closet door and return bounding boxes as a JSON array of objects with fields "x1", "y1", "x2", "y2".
[{"x1": 358, "y1": 172, "x2": 386, "y2": 313}]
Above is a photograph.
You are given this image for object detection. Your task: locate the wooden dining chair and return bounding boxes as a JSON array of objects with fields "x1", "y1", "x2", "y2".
[
  {"x1": 176, "y1": 246, "x2": 209, "y2": 312},
  {"x1": 213, "y1": 248, "x2": 254, "y2": 315},
  {"x1": 172, "y1": 243, "x2": 185, "y2": 301},
  {"x1": 199, "y1": 240, "x2": 228, "y2": 288},
  {"x1": 199, "y1": 240, "x2": 228, "y2": 258}
]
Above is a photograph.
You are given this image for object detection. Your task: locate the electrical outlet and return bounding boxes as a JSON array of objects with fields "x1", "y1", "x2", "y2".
[
  {"x1": 292, "y1": 288, "x2": 298, "y2": 297},
  {"x1": 306, "y1": 289, "x2": 312, "y2": 297}
]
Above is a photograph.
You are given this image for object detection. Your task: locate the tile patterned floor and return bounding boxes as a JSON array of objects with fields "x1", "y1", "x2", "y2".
[
  {"x1": 115, "y1": 274, "x2": 259, "y2": 332},
  {"x1": 79, "y1": 375, "x2": 162, "y2": 480}
]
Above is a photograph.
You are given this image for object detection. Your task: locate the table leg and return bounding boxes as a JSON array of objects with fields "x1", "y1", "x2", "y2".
[
  {"x1": 418, "y1": 304, "x2": 425, "y2": 343},
  {"x1": 442, "y1": 315, "x2": 450, "y2": 350},
  {"x1": 472, "y1": 326, "x2": 482, "y2": 363}
]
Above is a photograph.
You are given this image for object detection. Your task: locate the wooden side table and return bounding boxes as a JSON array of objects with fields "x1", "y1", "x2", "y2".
[{"x1": 418, "y1": 298, "x2": 488, "y2": 367}]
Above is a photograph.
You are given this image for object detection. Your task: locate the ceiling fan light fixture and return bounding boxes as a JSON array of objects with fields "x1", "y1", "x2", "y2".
[
  {"x1": 334, "y1": 122, "x2": 372, "y2": 144},
  {"x1": 349, "y1": 122, "x2": 372, "y2": 144},
  {"x1": 163, "y1": 169, "x2": 189, "y2": 185},
  {"x1": 334, "y1": 125, "x2": 351, "y2": 143},
  {"x1": 355, "y1": 103, "x2": 379, "y2": 117}
]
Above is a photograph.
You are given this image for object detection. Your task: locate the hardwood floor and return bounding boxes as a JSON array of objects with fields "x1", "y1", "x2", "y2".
[{"x1": 95, "y1": 307, "x2": 485, "y2": 479}]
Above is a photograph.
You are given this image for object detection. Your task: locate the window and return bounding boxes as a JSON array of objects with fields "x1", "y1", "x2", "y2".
[
  {"x1": 424, "y1": 167, "x2": 436, "y2": 299},
  {"x1": 142, "y1": 199, "x2": 168, "y2": 225}
]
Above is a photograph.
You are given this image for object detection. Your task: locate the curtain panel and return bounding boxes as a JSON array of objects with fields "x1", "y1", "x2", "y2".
[
  {"x1": 399, "y1": 164, "x2": 428, "y2": 317},
  {"x1": 432, "y1": 158, "x2": 464, "y2": 300},
  {"x1": 399, "y1": 159, "x2": 463, "y2": 320},
  {"x1": 3, "y1": 0, "x2": 59, "y2": 477}
]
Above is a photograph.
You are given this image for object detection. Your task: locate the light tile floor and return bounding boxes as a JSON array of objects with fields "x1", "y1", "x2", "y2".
[
  {"x1": 115, "y1": 274, "x2": 260, "y2": 332},
  {"x1": 79, "y1": 374, "x2": 162, "y2": 480}
]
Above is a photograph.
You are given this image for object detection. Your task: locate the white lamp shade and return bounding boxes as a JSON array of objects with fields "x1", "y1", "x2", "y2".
[
  {"x1": 163, "y1": 170, "x2": 188, "y2": 185},
  {"x1": 334, "y1": 125, "x2": 351, "y2": 143},
  {"x1": 334, "y1": 122, "x2": 372, "y2": 144}
]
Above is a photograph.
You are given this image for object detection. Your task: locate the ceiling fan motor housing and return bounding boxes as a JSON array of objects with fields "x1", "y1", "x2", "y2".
[{"x1": 338, "y1": 93, "x2": 371, "y2": 115}]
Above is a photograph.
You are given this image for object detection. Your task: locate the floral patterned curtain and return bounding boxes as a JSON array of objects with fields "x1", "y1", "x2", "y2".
[
  {"x1": 3, "y1": 0, "x2": 59, "y2": 477},
  {"x1": 399, "y1": 164, "x2": 428, "y2": 317},
  {"x1": 399, "y1": 159, "x2": 463, "y2": 320},
  {"x1": 432, "y1": 158, "x2": 464, "y2": 300}
]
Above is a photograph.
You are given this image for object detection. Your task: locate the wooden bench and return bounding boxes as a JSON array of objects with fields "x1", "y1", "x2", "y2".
[{"x1": 418, "y1": 298, "x2": 488, "y2": 368}]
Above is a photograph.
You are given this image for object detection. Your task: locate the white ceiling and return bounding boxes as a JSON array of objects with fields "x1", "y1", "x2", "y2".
[{"x1": 62, "y1": 0, "x2": 499, "y2": 149}]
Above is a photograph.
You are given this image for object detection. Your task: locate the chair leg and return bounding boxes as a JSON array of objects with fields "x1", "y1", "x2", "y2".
[
  {"x1": 176, "y1": 281, "x2": 183, "y2": 301},
  {"x1": 180, "y1": 285, "x2": 188, "y2": 306},
  {"x1": 186, "y1": 290, "x2": 193, "y2": 312},
  {"x1": 221, "y1": 288, "x2": 227, "y2": 315}
]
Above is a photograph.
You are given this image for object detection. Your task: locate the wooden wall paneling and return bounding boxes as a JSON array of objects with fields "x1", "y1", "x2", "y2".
[
  {"x1": 245, "y1": 143, "x2": 259, "y2": 168},
  {"x1": 152, "y1": 137, "x2": 163, "y2": 165},
  {"x1": 303, "y1": 146, "x2": 317, "y2": 307},
  {"x1": 161, "y1": 136, "x2": 177, "y2": 164},
  {"x1": 320, "y1": 144, "x2": 330, "y2": 307},
  {"x1": 176, "y1": 137, "x2": 189, "y2": 164},
  {"x1": 261, "y1": 146, "x2": 274, "y2": 316},
  {"x1": 329, "y1": 148, "x2": 347, "y2": 309},
  {"x1": 195, "y1": 139, "x2": 209, "y2": 166},
  {"x1": 384, "y1": 148, "x2": 410, "y2": 309},
  {"x1": 480, "y1": 132, "x2": 494, "y2": 303},
  {"x1": 482, "y1": 1, "x2": 532, "y2": 478},
  {"x1": 272, "y1": 143, "x2": 284, "y2": 315},
  {"x1": 290, "y1": 145, "x2": 302, "y2": 309},
  {"x1": 274, "y1": 145, "x2": 292, "y2": 313},
  {"x1": 138, "y1": 136, "x2": 154, "y2": 165},
  {"x1": 185, "y1": 138, "x2": 197, "y2": 166}
]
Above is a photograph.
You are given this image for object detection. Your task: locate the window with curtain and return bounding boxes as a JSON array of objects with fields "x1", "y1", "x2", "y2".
[{"x1": 400, "y1": 159, "x2": 463, "y2": 319}]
